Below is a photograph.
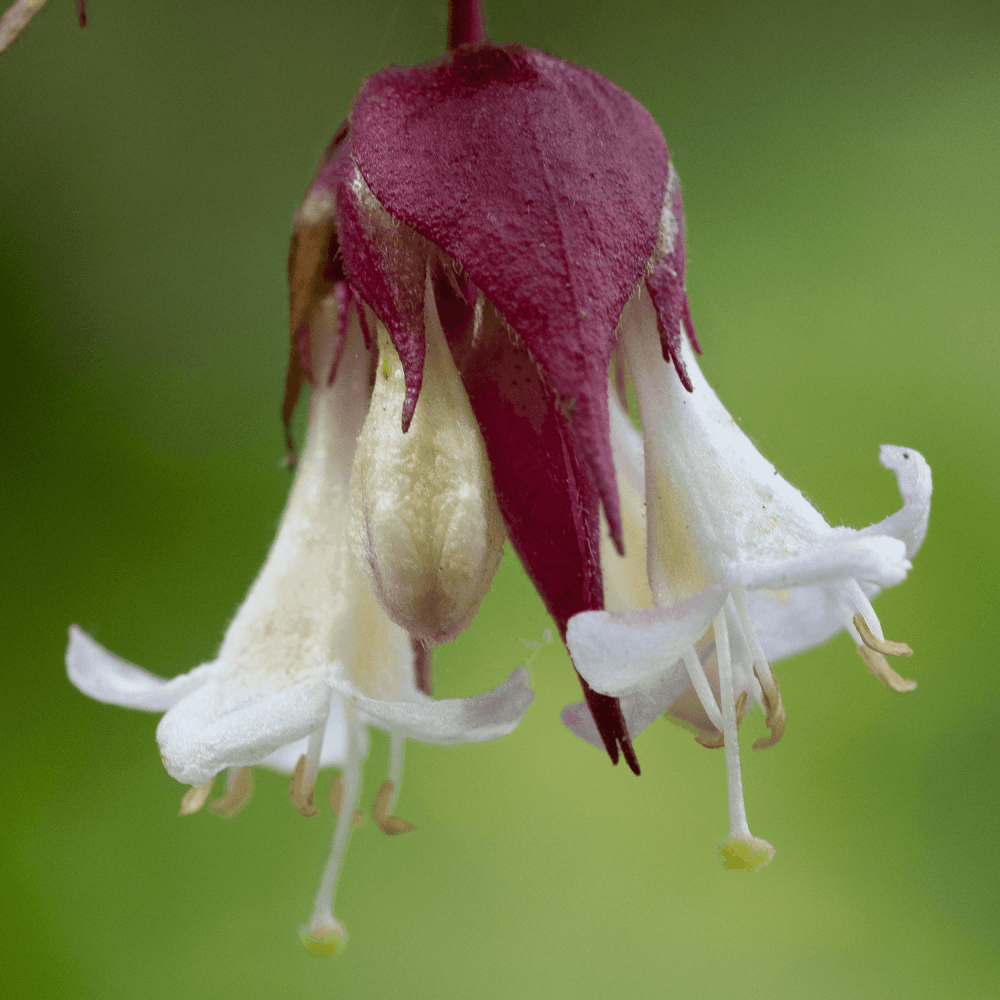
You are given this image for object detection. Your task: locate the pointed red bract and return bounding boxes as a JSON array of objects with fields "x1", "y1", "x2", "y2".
[
  {"x1": 285, "y1": 42, "x2": 700, "y2": 771},
  {"x1": 350, "y1": 43, "x2": 673, "y2": 550},
  {"x1": 456, "y1": 301, "x2": 638, "y2": 772},
  {"x1": 646, "y1": 182, "x2": 700, "y2": 390}
]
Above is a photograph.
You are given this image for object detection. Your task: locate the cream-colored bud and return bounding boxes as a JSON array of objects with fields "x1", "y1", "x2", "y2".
[{"x1": 349, "y1": 276, "x2": 505, "y2": 645}]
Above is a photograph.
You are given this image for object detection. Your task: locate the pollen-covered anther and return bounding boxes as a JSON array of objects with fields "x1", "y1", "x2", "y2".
[
  {"x1": 179, "y1": 778, "x2": 214, "y2": 816},
  {"x1": 719, "y1": 835, "x2": 776, "y2": 872},
  {"x1": 290, "y1": 754, "x2": 318, "y2": 818},
  {"x1": 300, "y1": 915, "x2": 346, "y2": 958},
  {"x1": 752, "y1": 665, "x2": 786, "y2": 750},
  {"x1": 856, "y1": 644, "x2": 918, "y2": 693},
  {"x1": 372, "y1": 779, "x2": 416, "y2": 835},
  {"x1": 328, "y1": 774, "x2": 345, "y2": 816},
  {"x1": 210, "y1": 767, "x2": 254, "y2": 818},
  {"x1": 853, "y1": 613, "x2": 913, "y2": 657}
]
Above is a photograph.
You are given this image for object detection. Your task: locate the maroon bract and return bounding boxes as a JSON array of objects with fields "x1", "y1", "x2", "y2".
[{"x1": 286, "y1": 41, "x2": 699, "y2": 774}]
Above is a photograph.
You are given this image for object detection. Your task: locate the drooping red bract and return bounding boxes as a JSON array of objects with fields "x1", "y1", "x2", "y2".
[
  {"x1": 349, "y1": 43, "x2": 671, "y2": 551},
  {"x1": 286, "y1": 42, "x2": 699, "y2": 773}
]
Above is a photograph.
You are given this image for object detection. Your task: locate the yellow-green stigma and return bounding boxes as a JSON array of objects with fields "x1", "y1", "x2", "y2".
[
  {"x1": 300, "y1": 918, "x2": 346, "y2": 957},
  {"x1": 719, "y1": 835, "x2": 775, "y2": 871}
]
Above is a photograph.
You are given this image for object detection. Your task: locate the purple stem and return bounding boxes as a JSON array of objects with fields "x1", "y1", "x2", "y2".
[{"x1": 447, "y1": 0, "x2": 484, "y2": 48}]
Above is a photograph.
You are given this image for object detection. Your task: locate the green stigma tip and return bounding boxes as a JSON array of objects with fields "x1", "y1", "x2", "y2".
[
  {"x1": 300, "y1": 923, "x2": 346, "y2": 957},
  {"x1": 719, "y1": 836, "x2": 775, "y2": 871}
]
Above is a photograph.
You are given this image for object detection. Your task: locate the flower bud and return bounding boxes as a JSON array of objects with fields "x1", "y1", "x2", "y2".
[{"x1": 349, "y1": 277, "x2": 505, "y2": 645}]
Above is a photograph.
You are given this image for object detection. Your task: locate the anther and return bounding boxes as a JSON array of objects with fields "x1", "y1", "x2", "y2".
[
  {"x1": 179, "y1": 778, "x2": 214, "y2": 816},
  {"x1": 752, "y1": 665, "x2": 786, "y2": 750},
  {"x1": 210, "y1": 767, "x2": 254, "y2": 818},
  {"x1": 372, "y1": 779, "x2": 416, "y2": 835},
  {"x1": 857, "y1": 644, "x2": 917, "y2": 693},
  {"x1": 290, "y1": 754, "x2": 318, "y2": 817},
  {"x1": 853, "y1": 613, "x2": 913, "y2": 657},
  {"x1": 328, "y1": 774, "x2": 344, "y2": 816}
]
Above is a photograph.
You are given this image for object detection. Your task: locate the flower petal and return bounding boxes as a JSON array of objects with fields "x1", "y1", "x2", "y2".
[
  {"x1": 622, "y1": 297, "x2": 833, "y2": 603},
  {"x1": 258, "y1": 697, "x2": 350, "y2": 774},
  {"x1": 734, "y1": 535, "x2": 910, "y2": 592},
  {"x1": 458, "y1": 303, "x2": 637, "y2": 770},
  {"x1": 561, "y1": 661, "x2": 691, "y2": 748},
  {"x1": 860, "y1": 445, "x2": 932, "y2": 558},
  {"x1": 156, "y1": 677, "x2": 333, "y2": 786},
  {"x1": 66, "y1": 626, "x2": 214, "y2": 712},
  {"x1": 567, "y1": 584, "x2": 728, "y2": 697},
  {"x1": 329, "y1": 668, "x2": 534, "y2": 745}
]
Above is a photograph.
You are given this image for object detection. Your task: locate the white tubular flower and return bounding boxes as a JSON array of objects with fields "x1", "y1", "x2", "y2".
[
  {"x1": 564, "y1": 291, "x2": 931, "y2": 870},
  {"x1": 67, "y1": 303, "x2": 534, "y2": 953}
]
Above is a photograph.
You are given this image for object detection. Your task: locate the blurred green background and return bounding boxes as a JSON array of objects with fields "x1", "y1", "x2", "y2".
[{"x1": 2, "y1": 0, "x2": 998, "y2": 997}]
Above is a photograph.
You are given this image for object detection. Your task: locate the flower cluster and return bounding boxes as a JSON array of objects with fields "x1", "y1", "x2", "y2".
[{"x1": 65, "y1": 0, "x2": 931, "y2": 951}]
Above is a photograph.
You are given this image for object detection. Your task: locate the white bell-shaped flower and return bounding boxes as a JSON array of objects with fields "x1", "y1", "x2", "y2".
[
  {"x1": 564, "y1": 291, "x2": 931, "y2": 869},
  {"x1": 67, "y1": 299, "x2": 534, "y2": 951}
]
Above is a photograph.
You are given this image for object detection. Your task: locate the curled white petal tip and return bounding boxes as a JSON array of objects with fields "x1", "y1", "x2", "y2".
[
  {"x1": 871, "y1": 444, "x2": 932, "y2": 558},
  {"x1": 567, "y1": 585, "x2": 727, "y2": 697},
  {"x1": 879, "y1": 444, "x2": 931, "y2": 488},
  {"x1": 66, "y1": 625, "x2": 212, "y2": 712},
  {"x1": 330, "y1": 668, "x2": 534, "y2": 745}
]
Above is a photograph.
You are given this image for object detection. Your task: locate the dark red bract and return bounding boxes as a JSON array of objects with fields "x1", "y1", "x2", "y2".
[
  {"x1": 286, "y1": 41, "x2": 700, "y2": 774},
  {"x1": 349, "y1": 43, "x2": 671, "y2": 550}
]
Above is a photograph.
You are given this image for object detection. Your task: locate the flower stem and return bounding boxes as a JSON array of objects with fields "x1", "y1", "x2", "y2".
[{"x1": 447, "y1": 0, "x2": 484, "y2": 49}]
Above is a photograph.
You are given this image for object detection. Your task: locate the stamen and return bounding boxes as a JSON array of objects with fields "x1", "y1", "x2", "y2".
[
  {"x1": 751, "y1": 666, "x2": 786, "y2": 750},
  {"x1": 179, "y1": 778, "x2": 214, "y2": 816},
  {"x1": 328, "y1": 775, "x2": 344, "y2": 816},
  {"x1": 290, "y1": 755, "x2": 318, "y2": 817},
  {"x1": 372, "y1": 735, "x2": 415, "y2": 834},
  {"x1": 373, "y1": 781, "x2": 416, "y2": 836},
  {"x1": 303, "y1": 717, "x2": 368, "y2": 955},
  {"x1": 729, "y1": 583, "x2": 785, "y2": 749},
  {"x1": 695, "y1": 690, "x2": 748, "y2": 750},
  {"x1": 852, "y1": 613, "x2": 913, "y2": 657},
  {"x1": 210, "y1": 767, "x2": 254, "y2": 818},
  {"x1": 289, "y1": 727, "x2": 325, "y2": 817},
  {"x1": 856, "y1": 644, "x2": 917, "y2": 693},
  {"x1": 681, "y1": 645, "x2": 724, "y2": 730},
  {"x1": 845, "y1": 579, "x2": 884, "y2": 639}
]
